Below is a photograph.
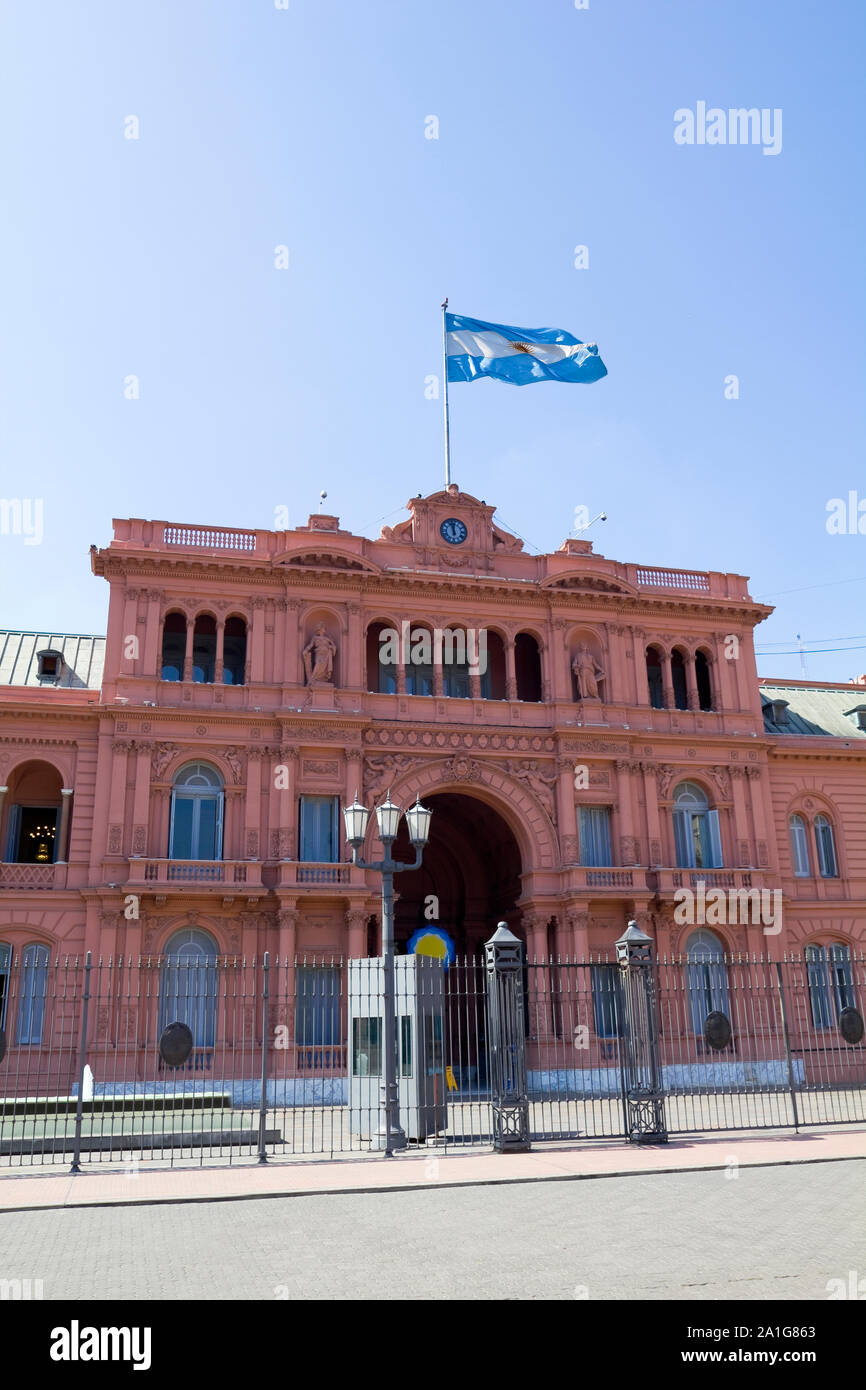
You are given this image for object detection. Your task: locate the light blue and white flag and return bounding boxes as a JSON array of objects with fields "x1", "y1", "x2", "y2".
[{"x1": 445, "y1": 312, "x2": 607, "y2": 386}]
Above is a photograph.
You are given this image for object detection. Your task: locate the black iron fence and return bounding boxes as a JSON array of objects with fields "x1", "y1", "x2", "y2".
[{"x1": 0, "y1": 944, "x2": 863, "y2": 1169}]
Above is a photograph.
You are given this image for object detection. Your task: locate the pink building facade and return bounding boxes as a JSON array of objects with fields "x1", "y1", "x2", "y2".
[{"x1": 0, "y1": 483, "x2": 864, "y2": 989}]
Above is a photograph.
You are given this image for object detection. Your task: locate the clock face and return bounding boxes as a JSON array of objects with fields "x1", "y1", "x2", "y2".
[{"x1": 440, "y1": 517, "x2": 468, "y2": 545}]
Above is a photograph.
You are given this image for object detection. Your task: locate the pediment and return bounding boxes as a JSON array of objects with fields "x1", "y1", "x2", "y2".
[
  {"x1": 276, "y1": 549, "x2": 381, "y2": 573},
  {"x1": 541, "y1": 570, "x2": 637, "y2": 596}
]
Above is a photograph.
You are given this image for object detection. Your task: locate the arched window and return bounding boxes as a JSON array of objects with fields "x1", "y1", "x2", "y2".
[
  {"x1": 222, "y1": 617, "x2": 247, "y2": 685},
  {"x1": 481, "y1": 631, "x2": 506, "y2": 699},
  {"x1": 442, "y1": 628, "x2": 470, "y2": 699},
  {"x1": 671, "y1": 649, "x2": 688, "y2": 711},
  {"x1": 169, "y1": 764, "x2": 224, "y2": 860},
  {"x1": 685, "y1": 929, "x2": 729, "y2": 1035},
  {"x1": 0, "y1": 942, "x2": 10, "y2": 1031},
  {"x1": 814, "y1": 815, "x2": 838, "y2": 878},
  {"x1": 695, "y1": 651, "x2": 713, "y2": 711},
  {"x1": 789, "y1": 814, "x2": 811, "y2": 877},
  {"x1": 192, "y1": 615, "x2": 217, "y2": 684},
  {"x1": 159, "y1": 929, "x2": 219, "y2": 1048},
  {"x1": 404, "y1": 626, "x2": 434, "y2": 696},
  {"x1": 16, "y1": 942, "x2": 49, "y2": 1045},
  {"x1": 806, "y1": 944, "x2": 855, "y2": 1030},
  {"x1": 645, "y1": 646, "x2": 664, "y2": 709},
  {"x1": 161, "y1": 612, "x2": 186, "y2": 682},
  {"x1": 673, "y1": 782, "x2": 722, "y2": 869},
  {"x1": 366, "y1": 622, "x2": 397, "y2": 694},
  {"x1": 515, "y1": 632, "x2": 542, "y2": 702},
  {"x1": 4, "y1": 761, "x2": 62, "y2": 864}
]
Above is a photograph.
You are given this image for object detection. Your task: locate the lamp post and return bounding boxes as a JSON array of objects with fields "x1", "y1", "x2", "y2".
[{"x1": 343, "y1": 790, "x2": 433, "y2": 1155}]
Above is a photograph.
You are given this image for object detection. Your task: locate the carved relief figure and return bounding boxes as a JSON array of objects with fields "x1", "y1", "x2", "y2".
[
  {"x1": 303, "y1": 625, "x2": 337, "y2": 683},
  {"x1": 572, "y1": 643, "x2": 604, "y2": 700}
]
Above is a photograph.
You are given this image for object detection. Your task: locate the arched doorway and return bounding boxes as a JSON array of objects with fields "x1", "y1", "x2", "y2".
[{"x1": 390, "y1": 792, "x2": 522, "y2": 958}]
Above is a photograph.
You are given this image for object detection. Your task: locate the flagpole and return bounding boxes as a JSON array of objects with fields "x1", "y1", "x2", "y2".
[{"x1": 441, "y1": 297, "x2": 452, "y2": 487}]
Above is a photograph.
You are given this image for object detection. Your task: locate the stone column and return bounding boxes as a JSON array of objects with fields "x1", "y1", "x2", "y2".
[
  {"x1": 555, "y1": 759, "x2": 578, "y2": 865},
  {"x1": 632, "y1": 628, "x2": 649, "y2": 704},
  {"x1": 121, "y1": 588, "x2": 139, "y2": 673},
  {"x1": 504, "y1": 637, "x2": 517, "y2": 702},
  {"x1": 642, "y1": 762, "x2": 664, "y2": 867},
  {"x1": 615, "y1": 759, "x2": 639, "y2": 864},
  {"x1": 182, "y1": 615, "x2": 195, "y2": 682},
  {"x1": 276, "y1": 745, "x2": 298, "y2": 859},
  {"x1": 214, "y1": 619, "x2": 225, "y2": 685},
  {"x1": 285, "y1": 599, "x2": 301, "y2": 686},
  {"x1": 244, "y1": 748, "x2": 263, "y2": 860},
  {"x1": 143, "y1": 590, "x2": 162, "y2": 676},
  {"x1": 433, "y1": 630, "x2": 444, "y2": 696},
  {"x1": 660, "y1": 650, "x2": 674, "y2": 710},
  {"x1": 345, "y1": 906, "x2": 369, "y2": 960},
  {"x1": 729, "y1": 766, "x2": 751, "y2": 867},
  {"x1": 249, "y1": 598, "x2": 266, "y2": 683},
  {"x1": 566, "y1": 907, "x2": 591, "y2": 960},
  {"x1": 107, "y1": 741, "x2": 130, "y2": 855},
  {"x1": 345, "y1": 603, "x2": 362, "y2": 689},
  {"x1": 56, "y1": 788, "x2": 74, "y2": 862},
  {"x1": 685, "y1": 656, "x2": 700, "y2": 711},
  {"x1": 131, "y1": 744, "x2": 151, "y2": 857}
]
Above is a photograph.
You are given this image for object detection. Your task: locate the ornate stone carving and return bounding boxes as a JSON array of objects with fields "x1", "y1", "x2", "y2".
[
  {"x1": 507, "y1": 760, "x2": 558, "y2": 820},
  {"x1": 107, "y1": 825, "x2": 122, "y2": 854},
  {"x1": 303, "y1": 759, "x2": 339, "y2": 775},
  {"x1": 441, "y1": 756, "x2": 482, "y2": 784},
  {"x1": 224, "y1": 747, "x2": 246, "y2": 784},
  {"x1": 363, "y1": 754, "x2": 413, "y2": 801},
  {"x1": 620, "y1": 835, "x2": 641, "y2": 865},
  {"x1": 572, "y1": 643, "x2": 605, "y2": 700},
  {"x1": 245, "y1": 829, "x2": 259, "y2": 858},
  {"x1": 656, "y1": 765, "x2": 676, "y2": 798},
  {"x1": 560, "y1": 834, "x2": 578, "y2": 864},
  {"x1": 132, "y1": 824, "x2": 147, "y2": 854},
  {"x1": 757, "y1": 840, "x2": 769, "y2": 867},
  {"x1": 303, "y1": 625, "x2": 337, "y2": 683}
]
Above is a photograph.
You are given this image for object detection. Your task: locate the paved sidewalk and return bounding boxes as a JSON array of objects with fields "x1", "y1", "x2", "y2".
[{"x1": 0, "y1": 1126, "x2": 862, "y2": 1212}]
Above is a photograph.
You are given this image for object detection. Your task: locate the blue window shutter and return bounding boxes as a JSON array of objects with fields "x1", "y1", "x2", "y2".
[
  {"x1": 707, "y1": 810, "x2": 723, "y2": 868},
  {"x1": 673, "y1": 810, "x2": 690, "y2": 867}
]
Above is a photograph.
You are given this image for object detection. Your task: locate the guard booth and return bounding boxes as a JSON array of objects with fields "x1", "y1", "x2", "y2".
[{"x1": 348, "y1": 954, "x2": 448, "y2": 1143}]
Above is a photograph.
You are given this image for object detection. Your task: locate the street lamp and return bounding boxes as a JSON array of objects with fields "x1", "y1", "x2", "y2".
[{"x1": 343, "y1": 789, "x2": 432, "y2": 1155}]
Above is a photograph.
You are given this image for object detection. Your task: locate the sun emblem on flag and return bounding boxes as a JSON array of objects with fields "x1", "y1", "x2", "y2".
[{"x1": 509, "y1": 341, "x2": 535, "y2": 354}]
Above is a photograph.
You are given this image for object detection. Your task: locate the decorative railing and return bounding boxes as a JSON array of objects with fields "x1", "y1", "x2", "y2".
[
  {"x1": 294, "y1": 864, "x2": 351, "y2": 885},
  {"x1": 135, "y1": 860, "x2": 260, "y2": 885},
  {"x1": 636, "y1": 566, "x2": 710, "y2": 591},
  {"x1": 162, "y1": 525, "x2": 256, "y2": 552},
  {"x1": 585, "y1": 869, "x2": 635, "y2": 888},
  {"x1": 0, "y1": 863, "x2": 57, "y2": 889}
]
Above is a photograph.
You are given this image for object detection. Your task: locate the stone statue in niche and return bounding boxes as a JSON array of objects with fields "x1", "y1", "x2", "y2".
[
  {"x1": 572, "y1": 643, "x2": 605, "y2": 700},
  {"x1": 303, "y1": 625, "x2": 337, "y2": 683}
]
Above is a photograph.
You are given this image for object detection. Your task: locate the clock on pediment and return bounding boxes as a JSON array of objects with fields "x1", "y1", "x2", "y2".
[{"x1": 440, "y1": 517, "x2": 468, "y2": 545}]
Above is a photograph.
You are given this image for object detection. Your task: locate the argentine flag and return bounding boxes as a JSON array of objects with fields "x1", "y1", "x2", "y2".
[{"x1": 446, "y1": 312, "x2": 607, "y2": 386}]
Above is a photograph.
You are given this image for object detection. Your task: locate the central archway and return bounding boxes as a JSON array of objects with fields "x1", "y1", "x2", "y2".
[{"x1": 391, "y1": 792, "x2": 522, "y2": 957}]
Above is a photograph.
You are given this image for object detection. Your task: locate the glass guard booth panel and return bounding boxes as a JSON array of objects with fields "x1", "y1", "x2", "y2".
[{"x1": 348, "y1": 955, "x2": 447, "y2": 1142}]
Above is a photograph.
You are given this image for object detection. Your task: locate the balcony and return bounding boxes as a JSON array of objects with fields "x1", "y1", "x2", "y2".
[
  {"x1": 650, "y1": 868, "x2": 765, "y2": 894},
  {"x1": 127, "y1": 860, "x2": 264, "y2": 888},
  {"x1": 564, "y1": 867, "x2": 646, "y2": 892},
  {"x1": 279, "y1": 862, "x2": 352, "y2": 887},
  {"x1": 0, "y1": 862, "x2": 67, "y2": 890}
]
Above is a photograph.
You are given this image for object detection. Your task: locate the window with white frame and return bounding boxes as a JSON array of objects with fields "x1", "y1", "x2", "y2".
[
  {"x1": 685, "y1": 929, "x2": 729, "y2": 1035},
  {"x1": 814, "y1": 815, "x2": 839, "y2": 878},
  {"x1": 169, "y1": 763, "x2": 224, "y2": 860},
  {"x1": 806, "y1": 943, "x2": 855, "y2": 1030},
  {"x1": 789, "y1": 814, "x2": 811, "y2": 877},
  {"x1": 578, "y1": 806, "x2": 612, "y2": 867},
  {"x1": 299, "y1": 795, "x2": 340, "y2": 863},
  {"x1": 673, "y1": 782, "x2": 723, "y2": 870},
  {"x1": 159, "y1": 929, "x2": 219, "y2": 1048},
  {"x1": 16, "y1": 942, "x2": 49, "y2": 1045}
]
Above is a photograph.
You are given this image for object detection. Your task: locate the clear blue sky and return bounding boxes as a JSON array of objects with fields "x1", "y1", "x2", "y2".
[{"x1": 1, "y1": 0, "x2": 863, "y2": 681}]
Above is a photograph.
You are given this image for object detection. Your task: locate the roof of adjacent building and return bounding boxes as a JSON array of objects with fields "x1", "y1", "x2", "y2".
[
  {"x1": 758, "y1": 681, "x2": 866, "y2": 739},
  {"x1": 0, "y1": 631, "x2": 106, "y2": 689}
]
